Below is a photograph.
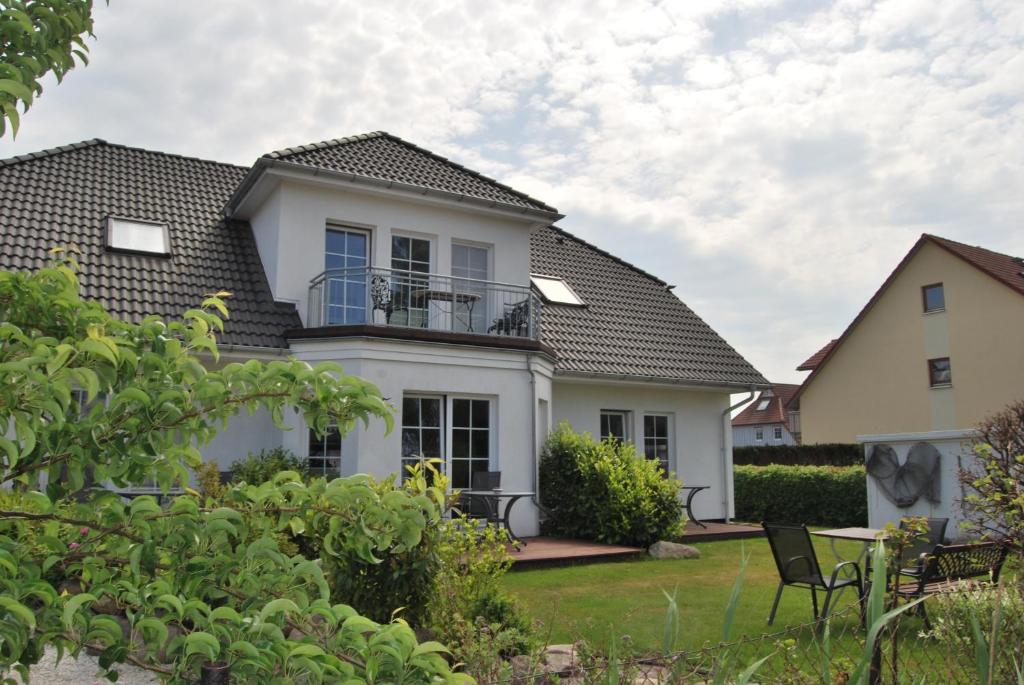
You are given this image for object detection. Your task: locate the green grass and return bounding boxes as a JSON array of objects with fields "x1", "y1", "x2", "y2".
[{"x1": 501, "y1": 535, "x2": 871, "y2": 653}]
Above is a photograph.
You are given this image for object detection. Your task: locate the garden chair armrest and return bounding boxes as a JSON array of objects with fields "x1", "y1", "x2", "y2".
[{"x1": 829, "y1": 560, "x2": 862, "y2": 589}]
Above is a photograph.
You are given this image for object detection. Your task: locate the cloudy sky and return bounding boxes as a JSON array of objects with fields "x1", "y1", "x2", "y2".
[{"x1": 2, "y1": 0, "x2": 1022, "y2": 384}]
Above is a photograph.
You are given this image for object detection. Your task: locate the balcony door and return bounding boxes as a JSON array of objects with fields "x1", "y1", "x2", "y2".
[
  {"x1": 325, "y1": 227, "x2": 369, "y2": 325},
  {"x1": 391, "y1": 236, "x2": 431, "y2": 327},
  {"x1": 451, "y1": 243, "x2": 489, "y2": 333}
]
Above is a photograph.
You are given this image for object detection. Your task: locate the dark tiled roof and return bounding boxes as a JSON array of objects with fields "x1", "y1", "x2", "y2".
[
  {"x1": 530, "y1": 226, "x2": 768, "y2": 387},
  {"x1": 265, "y1": 132, "x2": 557, "y2": 213},
  {"x1": 732, "y1": 384, "x2": 801, "y2": 427},
  {"x1": 796, "y1": 339, "x2": 838, "y2": 371},
  {"x1": 0, "y1": 140, "x2": 300, "y2": 347}
]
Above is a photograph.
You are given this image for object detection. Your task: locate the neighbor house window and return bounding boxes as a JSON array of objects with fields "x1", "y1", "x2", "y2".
[
  {"x1": 928, "y1": 357, "x2": 952, "y2": 387},
  {"x1": 600, "y1": 410, "x2": 630, "y2": 442},
  {"x1": 643, "y1": 414, "x2": 671, "y2": 474},
  {"x1": 773, "y1": 426, "x2": 783, "y2": 441},
  {"x1": 106, "y1": 217, "x2": 170, "y2": 255},
  {"x1": 401, "y1": 396, "x2": 443, "y2": 479},
  {"x1": 922, "y1": 283, "x2": 945, "y2": 313},
  {"x1": 450, "y1": 398, "x2": 491, "y2": 490},
  {"x1": 755, "y1": 427, "x2": 764, "y2": 442},
  {"x1": 756, "y1": 399, "x2": 770, "y2": 411},
  {"x1": 308, "y1": 425, "x2": 342, "y2": 476}
]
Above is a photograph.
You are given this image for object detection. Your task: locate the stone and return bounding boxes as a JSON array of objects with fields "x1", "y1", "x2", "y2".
[
  {"x1": 540, "y1": 643, "x2": 581, "y2": 676},
  {"x1": 648, "y1": 541, "x2": 700, "y2": 560}
]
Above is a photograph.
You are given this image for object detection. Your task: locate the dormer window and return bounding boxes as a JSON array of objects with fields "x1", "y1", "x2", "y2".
[
  {"x1": 106, "y1": 217, "x2": 170, "y2": 255},
  {"x1": 531, "y1": 275, "x2": 584, "y2": 306}
]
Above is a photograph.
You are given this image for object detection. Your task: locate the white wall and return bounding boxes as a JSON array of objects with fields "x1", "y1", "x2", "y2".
[
  {"x1": 551, "y1": 380, "x2": 734, "y2": 521},
  {"x1": 860, "y1": 429, "x2": 976, "y2": 540},
  {"x1": 248, "y1": 176, "x2": 536, "y2": 324},
  {"x1": 199, "y1": 408, "x2": 283, "y2": 472},
  {"x1": 288, "y1": 337, "x2": 554, "y2": 537},
  {"x1": 732, "y1": 423, "x2": 797, "y2": 447}
]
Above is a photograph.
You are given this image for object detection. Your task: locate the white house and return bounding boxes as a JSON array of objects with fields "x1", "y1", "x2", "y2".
[{"x1": 0, "y1": 133, "x2": 768, "y2": 536}]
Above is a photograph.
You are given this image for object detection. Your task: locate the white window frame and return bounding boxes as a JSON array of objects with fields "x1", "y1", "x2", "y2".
[
  {"x1": 531, "y1": 274, "x2": 585, "y2": 306},
  {"x1": 106, "y1": 216, "x2": 170, "y2": 256},
  {"x1": 642, "y1": 413, "x2": 673, "y2": 474},
  {"x1": 773, "y1": 426, "x2": 783, "y2": 442},
  {"x1": 600, "y1": 410, "x2": 632, "y2": 443},
  {"x1": 451, "y1": 241, "x2": 492, "y2": 333},
  {"x1": 446, "y1": 395, "x2": 496, "y2": 490},
  {"x1": 324, "y1": 225, "x2": 371, "y2": 325},
  {"x1": 307, "y1": 424, "x2": 342, "y2": 477},
  {"x1": 755, "y1": 427, "x2": 764, "y2": 442},
  {"x1": 400, "y1": 394, "x2": 445, "y2": 480}
]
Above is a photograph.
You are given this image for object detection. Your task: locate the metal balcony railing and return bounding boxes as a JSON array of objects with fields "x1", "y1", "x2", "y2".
[{"x1": 308, "y1": 267, "x2": 541, "y2": 340}]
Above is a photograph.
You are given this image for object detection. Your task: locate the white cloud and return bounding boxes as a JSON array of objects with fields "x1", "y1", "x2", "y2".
[{"x1": 1, "y1": 0, "x2": 1022, "y2": 383}]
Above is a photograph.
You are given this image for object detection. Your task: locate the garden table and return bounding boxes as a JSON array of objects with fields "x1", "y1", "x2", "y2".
[
  {"x1": 812, "y1": 527, "x2": 888, "y2": 606},
  {"x1": 680, "y1": 485, "x2": 709, "y2": 528},
  {"x1": 460, "y1": 489, "x2": 534, "y2": 545}
]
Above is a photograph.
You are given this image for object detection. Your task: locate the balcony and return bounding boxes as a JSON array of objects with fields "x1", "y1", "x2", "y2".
[{"x1": 307, "y1": 267, "x2": 542, "y2": 340}]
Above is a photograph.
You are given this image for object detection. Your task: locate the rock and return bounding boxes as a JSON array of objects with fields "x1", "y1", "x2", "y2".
[
  {"x1": 648, "y1": 541, "x2": 700, "y2": 560},
  {"x1": 540, "y1": 643, "x2": 581, "y2": 676}
]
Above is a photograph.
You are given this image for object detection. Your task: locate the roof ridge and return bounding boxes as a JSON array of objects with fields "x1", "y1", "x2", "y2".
[
  {"x1": 265, "y1": 130, "x2": 558, "y2": 213},
  {"x1": 0, "y1": 138, "x2": 248, "y2": 171},
  {"x1": 547, "y1": 225, "x2": 668, "y2": 287},
  {"x1": 924, "y1": 233, "x2": 1021, "y2": 261}
]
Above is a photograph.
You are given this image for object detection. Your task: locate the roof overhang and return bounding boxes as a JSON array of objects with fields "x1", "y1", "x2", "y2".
[
  {"x1": 554, "y1": 370, "x2": 770, "y2": 393},
  {"x1": 224, "y1": 157, "x2": 564, "y2": 226}
]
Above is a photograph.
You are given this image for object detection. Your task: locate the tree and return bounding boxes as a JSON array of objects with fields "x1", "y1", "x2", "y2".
[
  {"x1": 0, "y1": 251, "x2": 469, "y2": 683},
  {"x1": 0, "y1": 0, "x2": 97, "y2": 137}
]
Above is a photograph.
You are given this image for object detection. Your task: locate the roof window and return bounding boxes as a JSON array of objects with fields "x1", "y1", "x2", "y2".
[
  {"x1": 756, "y1": 399, "x2": 770, "y2": 411},
  {"x1": 531, "y1": 275, "x2": 584, "y2": 306},
  {"x1": 106, "y1": 217, "x2": 170, "y2": 255}
]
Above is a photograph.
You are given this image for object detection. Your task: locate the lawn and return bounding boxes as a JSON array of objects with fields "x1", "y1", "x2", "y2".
[{"x1": 501, "y1": 534, "x2": 870, "y2": 653}]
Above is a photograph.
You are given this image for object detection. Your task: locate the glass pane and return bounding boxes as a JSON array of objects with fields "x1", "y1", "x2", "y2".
[
  {"x1": 326, "y1": 230, "x2": 347, "y2": 254},
  {"x1": 452, "y1": 244, "x2": 468, "y2": 270},
  {"x1": 402, "y1": 397, "x2": 419, "y2": 426},
  {"x1": 421, "y1": 398, "x2": 441, "y2": 427},
  {"x1": 325, "y1": 426, "x2": 342, "y2": 456},
  {"x1": 471, "y1": 400, "x2": 489, "y2": 428},
  {"x1": 452, "y1": 460, "x2": 470, "y2": 490},
  {"x1": 325, "y1": 253, "x2": 345, "y2": 270},
  {"x1": 343, "y1": 306, "x2": 365, "y2": 324},
  {"x1": 471, "y1": 430, "x2": 489, "y2": 459},
  {"x1": 644, "y1": 415, "x2": 655, "y2": 435},
  {"x1": 391, "y1": 236, "x2": 409, "y2": 261},
  {"x1": 469, "y1": 246, "x2": 487, "y2": 271},
  {"x1": 346, "y1": 231, "x2": 367, "y2": 257},
  {"x1": 924, "y1": 285, "x2": 944, "y2": 311},
  {"x1": 453, "y1": 399, "x2": 470, "y2": 427},
  {"x1": 308, "y1": 428, "x2": 321, "y2": 456},
  {"x1": 600, "y1": 414, "x2": 610, "y2": 438},
  {"x1": 452, "y1": 430, "x2": 469, "y2": 459},
  {"x1": 411, "y1": 238, "x2": 430, "y2": 263},
  {"x1": 401, "y1": 428, "x2": 420, "y2": 457},
  {"x1": 421, "y1": 428, "x2": 441, "y2": 458}
]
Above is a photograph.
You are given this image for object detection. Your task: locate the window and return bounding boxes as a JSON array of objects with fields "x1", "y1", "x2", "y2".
[
  {"x1": 452, "y1": 243, "x2": 489, "y2": 333},
  {"x1": 928, "y1": 357, "x2": 952, "y2": 387},
  {"x1": 401, "y1": 396, "x2": 443, "y2": 478},
  {"x1": 922, "y1": 283, "x2": 945, "y2": 313},
  {"x1": 531, "y1": 275, "x2": 584, "y2": 306},
  {"x1": 392, "y1": 236, "x2": 432, "y2": 327},
  {"x1": 450, "y1": 398, "x2": 491, "y2": 490},
  {"x1": 106, "y1": 217, "x2": 169, "y2": 255},
  {"x1": 755, "y1": 427, "x2": 764, "y2": 442},
  {"x1": 600, "y1": 410, "x2": 630, "y2": 442},
  {"x1": 756, "y1": 399, "x2": 770, "y2": 411},
  {"x1": 308, "y1": 426, "x2": 342, "y2": 476},
  {"x1": 324, "y1": 227, "x2": 369, "y2": 325},
  {"x1": 773, "y1": 426, "x2": 783, "y2": 441},
  {"x1": 643, "y1": 414, "x2": 671, "y2": 474}
]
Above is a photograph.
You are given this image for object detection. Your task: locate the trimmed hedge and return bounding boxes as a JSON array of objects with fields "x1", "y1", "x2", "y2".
[
  {"x1": 733, "y1": 464, "x2": 867, "y2": 527},
  {"x1": 733, "y1": 443, "x2": 862, "y2": 467}
]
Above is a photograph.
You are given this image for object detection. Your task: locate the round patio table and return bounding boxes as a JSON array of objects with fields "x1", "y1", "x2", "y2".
[{"x1": 460, "y1": 490, "x2": 534, "y2": 544}]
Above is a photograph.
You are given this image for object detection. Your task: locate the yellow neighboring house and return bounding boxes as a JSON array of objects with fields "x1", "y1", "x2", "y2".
[{"x1": 792, "y1": 234, "x2": 1024, "y2": 444}]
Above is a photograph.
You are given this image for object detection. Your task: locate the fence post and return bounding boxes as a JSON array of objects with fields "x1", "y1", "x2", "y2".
[{"x1": 200, "y1": 661, "x2": 230, "y2": 685}]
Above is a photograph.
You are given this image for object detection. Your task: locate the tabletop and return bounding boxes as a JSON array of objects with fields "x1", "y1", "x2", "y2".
[
  {"x1": 410, "y1": 289, "x2": 482, "y2": 304},
  {"x1": 460, "y1": 490, "x2": 535, "y2": 497},
  {"x1": 812, "y1": 527, "x2": 888, "y2": 542}
]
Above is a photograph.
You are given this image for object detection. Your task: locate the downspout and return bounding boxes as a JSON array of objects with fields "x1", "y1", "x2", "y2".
[
  {"x1": 524, "y1": 352, "x2": 551, "y2": 524},
  {"x1": 721, "y1": 387, "x2": 756, "y2": 523}
]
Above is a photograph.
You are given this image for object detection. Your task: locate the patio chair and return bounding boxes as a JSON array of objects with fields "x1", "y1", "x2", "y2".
[
  {"x1": 896, "y1": 517, "x2": 948, "y2": 581},
  {"x1": 763, "y1": 522, "x2": 863, "y2": 625},
  {"x1": 488, "y1": 300, "x2": 531, "y2": 336},
  {"x1": 464, "y1": 470, "x2": 502, "y2": 522}
]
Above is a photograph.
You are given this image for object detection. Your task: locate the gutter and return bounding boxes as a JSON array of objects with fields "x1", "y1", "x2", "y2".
[
  {"x1": 721, "y1": 387, "x2": 757, "y2": 523},
  {"x1": 556, "y1": 369, "x2": 771, "y2": 392}
]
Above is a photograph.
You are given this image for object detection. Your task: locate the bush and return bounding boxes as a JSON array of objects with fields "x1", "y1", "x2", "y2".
[
  {"x1": 539, "y1": 423, "x2": 685, "y2": 546},
  {"x1": 733, "y1": 464, "x2": 867, "y2": 527},
  {"x1": 928, "y1": 583, "x2": 1024, "y2": 682},
  {"x1": 229, "y1": 447, "x2": 308, "y2": 484},
  {"x1": 733, "y1": 443, "x2": 862, "y2": 466}
]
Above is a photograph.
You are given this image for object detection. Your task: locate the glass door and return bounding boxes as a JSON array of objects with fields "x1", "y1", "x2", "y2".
[
  {"x1": 451, "y1": 243, "x2": 489, "y2": 333},
  {"x1": 391, "y1": 236, "x2": 431, "y2": 327},
  {"x1": 325, "y1": 227, "x2": 368, "y2": 325},
  {"x1": 449, "y1": 398, "x2": 491, "y2": 490}
]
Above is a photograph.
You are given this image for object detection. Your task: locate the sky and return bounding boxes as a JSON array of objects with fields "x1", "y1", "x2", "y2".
[{"x1": 1, "y1": 0, "x2": 1022, "y2": 385}]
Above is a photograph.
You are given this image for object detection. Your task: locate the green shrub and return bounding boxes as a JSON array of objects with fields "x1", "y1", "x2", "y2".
[
  {"x1": 733, "y1": 443, "x2": 862, "y2": 466},
  {"x1": 229, "y1": 447, "x2": 308, "y2": 484},
  {"x1": 928, "y1": 582, "x2": 1024, "y2": 682},
  {"x1": 539, "y1": 423, "x2": 685, "y2": 546},
  {"x1": 733, "y1": 464, "x2": 867, "y2": 527}
]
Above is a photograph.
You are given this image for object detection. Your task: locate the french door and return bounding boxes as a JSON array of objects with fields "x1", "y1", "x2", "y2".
[
  {"x1": 399, "y1": 395, "x2": 493, "y2": 490},
  {"x1": 324, "y1": 227, "x2": 369, "y2": 325}
]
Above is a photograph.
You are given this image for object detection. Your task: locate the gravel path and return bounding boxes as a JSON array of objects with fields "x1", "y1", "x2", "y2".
[{"x1": 14, "y1": 647, "x2": 162, "y2": 684}]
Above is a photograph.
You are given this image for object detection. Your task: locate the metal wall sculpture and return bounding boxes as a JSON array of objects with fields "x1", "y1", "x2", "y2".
[{"x1": 866, "y1": 442, "x2": 941, "y2": 507}]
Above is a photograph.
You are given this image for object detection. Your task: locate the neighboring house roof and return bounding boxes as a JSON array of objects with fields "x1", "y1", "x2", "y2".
[
  {"x1": 731, "y1": 384, "x2": 801, "y2": 427},
  {"x1": 796, "y1": 339, "x2": 838, "y2": 371},
  {"x1": 792, "y1": 233, "x2": 1024, "y2": 403},
  {"x1": 0, "y1": 140, "x2": 301, "y2": 348},
  {"x1": 530, "y1": 226, "x2": 768, "y2": 388},
  {"x1": 262, "y1": 131, "x2": 558, "y2": 214}
]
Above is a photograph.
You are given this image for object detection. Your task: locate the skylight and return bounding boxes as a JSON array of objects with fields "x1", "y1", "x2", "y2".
[
  {"x1": 756, "y1": 400, "x2": 771, "y2": 411},
  {"x1": 107, "y1": 217, "x2": 170, "y2": 255},
  {"x1": 531, "y1": 275, "x2": 584, "y2": 306}
]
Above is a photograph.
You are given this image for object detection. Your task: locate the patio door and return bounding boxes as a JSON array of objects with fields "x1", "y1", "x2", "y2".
[
  {"x1": 448, "y1": 397, "x2": 492, "y2": 490},
  {"x1": 451, "y1": 243, "x2": 489, "y2": 333},
  {"x1": 324, "y1": 227, "x2": 369, "y2": 325}
]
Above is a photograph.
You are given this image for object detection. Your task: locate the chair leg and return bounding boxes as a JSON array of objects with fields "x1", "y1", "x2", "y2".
[
  {"x1": 820, "y1": 587, "x2": 834, "y2": 623},
  {"x1": 768, "y1": 582, "x2": 785, "y2": 625},
  {"x1": 810, "y1": 587, "x2": 819, "y2": 620}
]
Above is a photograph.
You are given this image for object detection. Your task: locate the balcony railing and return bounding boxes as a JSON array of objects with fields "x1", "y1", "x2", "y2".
[{"x1": 308, "y1": 266, "x2": 542, "y2": 340}]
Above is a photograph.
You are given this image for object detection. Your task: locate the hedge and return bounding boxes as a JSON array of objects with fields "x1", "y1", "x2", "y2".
[
  {"x1": 733, "y1": 443, "x2": 863, "y2": 467},
  {"x1": 733, "y1": 464, "x2": 867, "y2": 527}
]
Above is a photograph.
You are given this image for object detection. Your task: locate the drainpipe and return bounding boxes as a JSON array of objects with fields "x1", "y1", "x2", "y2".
[{"x1": 721, "y1": 387, "x2": 756, "y2": 523}]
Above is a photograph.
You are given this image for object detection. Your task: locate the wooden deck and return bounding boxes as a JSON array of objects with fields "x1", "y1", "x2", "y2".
[{"x1": 509, "y1": 522, "x2": 763, "y2": 567}]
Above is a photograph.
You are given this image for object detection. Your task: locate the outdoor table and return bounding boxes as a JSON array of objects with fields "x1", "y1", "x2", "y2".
[
  {"x1": 812, "y1": 527, "x2": 889, "y2": 565},
  {"x1": 409, "y1": 289, "x2": 482, "y2": 331},
  {"x1": 680, "y1": 485, "x2": 709, "y2": 528},
  {"x1": 460, "y1": 490, "x2": 534, "y2": 544}
]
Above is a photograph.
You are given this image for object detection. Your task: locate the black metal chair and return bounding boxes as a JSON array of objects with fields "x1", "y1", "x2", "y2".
[
  {"x1": 464, "y1": 470, "x2": 501, "y2": 522},
  {"x1": 897, "y1": 517, "x2": 948, "y2": 580},
  {"x1": 488, "y1": 300, "x2": 530, "y2": 336},
  {"x1": 763, "y1": 522, "x2": 863, "y2": 625}
]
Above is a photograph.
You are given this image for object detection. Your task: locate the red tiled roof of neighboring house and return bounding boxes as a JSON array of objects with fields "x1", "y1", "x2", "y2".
[
  {"x1": 791, "y1": 233, "x2": 1024, "y2": 404},
  {"x1": 732, "y1": 384, "x2": 801, "y2": 428},
  {"x1": 797, "y1": 339, "x2": 838, "y2": 371}
]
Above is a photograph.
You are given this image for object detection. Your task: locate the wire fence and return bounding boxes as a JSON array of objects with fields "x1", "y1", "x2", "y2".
[{"x1": 476, "y1": 583, "x2": 1024, "y2": 685}]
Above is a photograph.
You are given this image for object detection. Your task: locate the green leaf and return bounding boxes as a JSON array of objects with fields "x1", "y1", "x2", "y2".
[
  {"x1": 183, "y1": 631, "x2": 220, "y2": 661},
  {"x1": 79, "y1": 337, "x2": 117, "y2": 365},
  {"x1": 0, "y1": 78, "x2": 32, "y2": 103},
  {"x1": 62, "y1": 592, "x2": 96, "y2": 630},
  {"x1": 288, "y1": 644, "x2": 326, "y2": 659},
  {"x1": 135, "y1": 617, "x2": 168, "y2": 650},
  {"x1": 259, "y1": 598, "x2": 300, "y2": 621},
  {"x1": 288, "y1": 516, "x2": 305, "y2": 536},
  {"x1": 0, "y1": 597, "x2": 36, "y2": 631},
  {"x1": 410, "y1": 641, "x2": 449, "y2": 657}
]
